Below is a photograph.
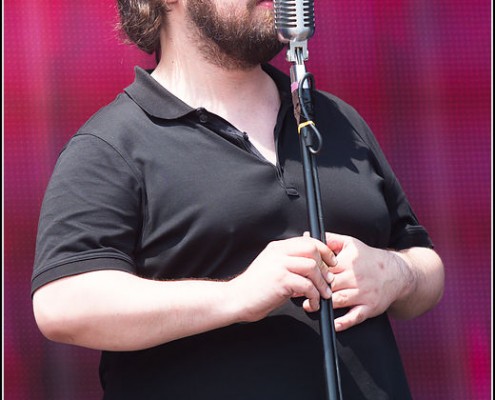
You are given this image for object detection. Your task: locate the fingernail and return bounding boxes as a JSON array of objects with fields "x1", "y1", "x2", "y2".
[
  {"x1": 327, "y1": 272, "x2": 333, "y2": 282},
  {"x1": 326, "y1": 286, "x2": 332, "y2": 297}
]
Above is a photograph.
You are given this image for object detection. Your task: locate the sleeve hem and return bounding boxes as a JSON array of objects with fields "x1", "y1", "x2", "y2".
[
  {"x1": 391, "y1": 225, "x2": 434, "y2": 251},
  {"x1": 31, "y1": 257, "x2": 135, "y2": 296}
]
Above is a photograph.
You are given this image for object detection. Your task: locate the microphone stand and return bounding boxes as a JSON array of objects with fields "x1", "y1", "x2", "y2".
[{"x1": 284, "y1": 41, "x2": 343, "y2": 400}]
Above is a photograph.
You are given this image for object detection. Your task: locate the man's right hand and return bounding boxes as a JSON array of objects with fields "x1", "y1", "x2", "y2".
[{"x1": 228, "y1": 236, "x2": 337, "y2": 323}]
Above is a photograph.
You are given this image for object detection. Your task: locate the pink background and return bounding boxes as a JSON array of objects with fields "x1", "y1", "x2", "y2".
[{"x1": 4, "y1": 1, "x2": 492, "y2": 399}]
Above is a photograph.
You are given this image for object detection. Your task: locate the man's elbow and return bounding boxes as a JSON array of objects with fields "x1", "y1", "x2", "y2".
[{"x1": 32, "y1": 286, "x2": 80, "y2": 345}]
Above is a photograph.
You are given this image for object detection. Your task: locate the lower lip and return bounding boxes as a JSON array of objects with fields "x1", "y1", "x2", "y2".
[{"x1": 257, "y1": 0, "x2": 273, "y2": 9}]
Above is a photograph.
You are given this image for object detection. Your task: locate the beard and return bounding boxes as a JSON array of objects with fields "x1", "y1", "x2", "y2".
[{"x1": 186, "y1": 0, "x2": 284, "y2": 70}]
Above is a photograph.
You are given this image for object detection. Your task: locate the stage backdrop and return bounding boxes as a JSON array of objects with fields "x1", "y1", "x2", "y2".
[{"x1": 4, "y1": 1, "x2": 491, "y2": 399}]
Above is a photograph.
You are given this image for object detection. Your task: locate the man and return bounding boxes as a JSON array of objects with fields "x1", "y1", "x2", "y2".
[{"x1": 32, "y1": 0, "x2": 444, "y2": 398}]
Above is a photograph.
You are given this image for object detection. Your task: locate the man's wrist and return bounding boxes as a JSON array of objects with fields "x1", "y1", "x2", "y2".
[{"x1": 388, "y1": 250, "x2": 418, "y2": 308}]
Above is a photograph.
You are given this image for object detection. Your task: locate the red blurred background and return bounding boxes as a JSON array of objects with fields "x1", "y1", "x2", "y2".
[{"x1": 4, "y1": 1, "x2": 492, "y2": 399}]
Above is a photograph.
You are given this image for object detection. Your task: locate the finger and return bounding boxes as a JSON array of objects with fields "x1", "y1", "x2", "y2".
[
  {"x1": 306, "y1": 237, "x2": 338, "y2": 268},
  {"x1": 279, "y1": 237, "x2": 337, "y2": 267},
  {"x1": 334, "y1": 305, "x2": 369, "y2": 332},
  {"x1": 327, "y1": 247, "x2": 348, "y2": 274},
  {"x1": 287, "y1": 257, "x2": 332, "y2": 300},
  {"x1": 329, "y1": 271, "x2": 357, "y2": 292},
  {"x1": 325, "y1": 269, "x2": 335, "y2": 286},
  {"x1": 331, "y1": 288, "x2": 360, "y2": 309},
  {"x1": 273, "y1": 237, "x2": 318, "y2": 257},
  {"x1": 312, "y1": 258, "x2": 334, "y2": 285},
  {"x1": 286, "y1": 275, "x2": 322, "y2": 310},
  {"x1": 302, "y1": 298, "x2": 320, "y2": 312}
]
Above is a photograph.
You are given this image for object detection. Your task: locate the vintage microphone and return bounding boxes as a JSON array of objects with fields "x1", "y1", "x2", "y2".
[{"x1": 273, "y1": 1, "x2": 343, "y2": 399}]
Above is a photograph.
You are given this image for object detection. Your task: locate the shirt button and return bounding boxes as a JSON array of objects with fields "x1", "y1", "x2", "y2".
[{"x1": 196, "y1": 108, "x2": 209, "y2": 123}]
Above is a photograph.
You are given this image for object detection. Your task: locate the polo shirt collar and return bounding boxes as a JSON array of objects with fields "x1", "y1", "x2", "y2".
[
  {"x1": 124, "y1": 64, "x2": 292, "y2": 121},
  {"x1": 124, "y1": 67, "x2": 193, "y2": 120}
]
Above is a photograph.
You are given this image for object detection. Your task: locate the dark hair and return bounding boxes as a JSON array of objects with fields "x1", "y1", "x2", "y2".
[{"x1": 116, "y1": 0, "x2": 168, "y2": 54}]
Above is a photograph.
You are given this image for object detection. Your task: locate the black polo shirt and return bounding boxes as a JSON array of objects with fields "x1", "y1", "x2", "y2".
[{"x1": 33, "y1": 64, "x2": 432, "y2": 399}]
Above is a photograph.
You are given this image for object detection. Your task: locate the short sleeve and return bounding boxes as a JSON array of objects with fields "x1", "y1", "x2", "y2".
[
  {"x1": 32, "y1": 134, "x2": 142, "y2": 294},
  {"x1": 329, "y1": 96, "x2": 434, "y2": 250},
  {"x1": 372, "y1": 148, "x2": 434, "y2": 250}
]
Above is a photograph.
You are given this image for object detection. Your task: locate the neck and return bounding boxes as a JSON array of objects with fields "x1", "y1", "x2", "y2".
[
  {"x1": 150, "y1": 10, "x2": 280, "y2": 126},
  {"x1": 149, "y1": 5, "x2": 282, "y2": 165},
  {"x1": 152, "y1": 49, "x2": 279, "y2": 120},
  {"x1": 152, "y1": 46, "x2": 281, "y2": 164},
  {"x1": 153, "y1": 56, "x2": 272, "y2": 110}
]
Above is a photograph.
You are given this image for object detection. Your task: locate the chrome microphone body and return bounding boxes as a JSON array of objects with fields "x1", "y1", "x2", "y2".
[{"x1": 274, "y1": 0, "x2": 315, "y2": 62}]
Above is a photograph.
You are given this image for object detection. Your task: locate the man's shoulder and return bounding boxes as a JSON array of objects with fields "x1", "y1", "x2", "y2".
[
  {"x1": 315, "y1": 89, "x2": 374, "y2": 137},
  {"x1": 69, "y1": 89, "x2": 161, "y2": 156},
  {"x1": 315, "y1": 90, "x2": 360, "y2": 121},
  {"x1": 80, "y1": 92, "x2": 145, "y2": 135}
]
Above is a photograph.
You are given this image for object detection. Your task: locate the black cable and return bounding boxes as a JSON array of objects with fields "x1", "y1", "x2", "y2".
[{"x1": 298, "y1": 72, "x2": 323, "y2": 154}]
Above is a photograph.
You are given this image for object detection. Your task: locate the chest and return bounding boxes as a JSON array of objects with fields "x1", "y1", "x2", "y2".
[{"x1": 129, "y1": 114, "x2": 391, "y2": 278}]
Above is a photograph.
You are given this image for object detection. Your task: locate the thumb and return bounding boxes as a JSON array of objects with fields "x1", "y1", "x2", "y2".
[{"x1": 325, "y1": 232, "x2": 348, "y2": 254}]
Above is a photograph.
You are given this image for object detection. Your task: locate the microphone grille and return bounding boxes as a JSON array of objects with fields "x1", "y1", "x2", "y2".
[{"x1": 274, "y1": 0, "x2": 315, "y2": 43}]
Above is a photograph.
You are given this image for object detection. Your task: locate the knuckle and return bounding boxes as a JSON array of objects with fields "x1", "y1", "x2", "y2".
[
  {"x1": 336, "y1": 291, "x2": 347, "y2": 304},
  {"x1": 308, "y1": 289, "x2": 319, "y2": 302},
  {"x1": 301, "y1": 239, "x2": 317, "y2": 254},
  {"x1": 308, "y1": 258, "x2": 319, "y2": 270},
  {"x1": 266, "y1": 241, "x2": 280, "y2": 251},
  {"x1": 353, "y1": 309, "x2": 366, "y2": 324},
  {"x1": 303, "y1": 280, "x2": 316, "y2": 294},
  {"x1": 333, "y1": 294, "x2": 344, "y2": 308}
]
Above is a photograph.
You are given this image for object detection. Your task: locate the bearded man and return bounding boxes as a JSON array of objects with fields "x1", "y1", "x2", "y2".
[{"x1": 32, "y1": 0, "x2": 444, "y2": 398}]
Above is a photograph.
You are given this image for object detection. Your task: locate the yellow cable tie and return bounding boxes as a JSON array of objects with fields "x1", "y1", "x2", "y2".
[{"x1": 298, "y1": 120, "x2": 315, "y2": 134}]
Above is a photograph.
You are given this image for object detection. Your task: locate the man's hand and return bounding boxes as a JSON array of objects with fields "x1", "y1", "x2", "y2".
[
  {"x1": 325, "y1": 233, "x2": 444, "y2": 332},
  {"x1": 229, "y1": 236, "x2": 338, "y2": 323}
]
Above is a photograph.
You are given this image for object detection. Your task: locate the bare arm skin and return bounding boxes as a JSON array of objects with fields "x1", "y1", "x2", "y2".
[
  {"x1": 325, "y1": 233, "x2": 445, "y2": 332},
  {"x1": 32, "y1": 237, "x2": 337, "y2": 351}
]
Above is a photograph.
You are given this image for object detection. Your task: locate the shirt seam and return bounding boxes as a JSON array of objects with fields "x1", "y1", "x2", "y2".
[
  {"x1": 32, "y1": 253, "x2": 135, "y2": 281},
  {"x1": 72, "y1": 132, "x2": 143, "y2": 185}
]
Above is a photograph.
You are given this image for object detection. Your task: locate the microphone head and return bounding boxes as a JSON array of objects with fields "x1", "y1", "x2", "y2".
[{"x1": 274, "y1": 0, "x2": 315, "y2": 43}]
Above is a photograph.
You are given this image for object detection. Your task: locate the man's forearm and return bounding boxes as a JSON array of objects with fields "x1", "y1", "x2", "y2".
[
  {"x1": 33, "y1": 270, "x2": 241, "y2": 351},
  {"x1": 388, "y1": 247, "x2": 445, "y2": 320},
  {"x1": 33, "y1": 237, "x2": 337, "y2": 351}
]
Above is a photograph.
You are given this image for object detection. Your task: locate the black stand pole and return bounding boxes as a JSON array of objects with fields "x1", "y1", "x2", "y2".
[{"x1": 288, "y1": 48, "x2": 343, "y2": 400}]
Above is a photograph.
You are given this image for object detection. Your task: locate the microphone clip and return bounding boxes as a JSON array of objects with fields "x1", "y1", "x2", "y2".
[{"x1": 285, "y1": 40, "x2": 309, "y2": 63}]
